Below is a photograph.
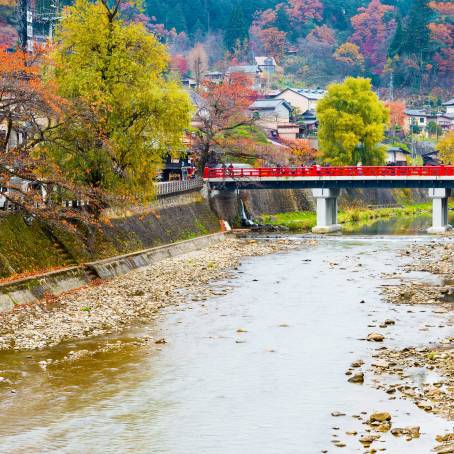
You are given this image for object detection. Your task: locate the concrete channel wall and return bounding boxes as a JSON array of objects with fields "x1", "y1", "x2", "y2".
[{"x1": 0, "y1": 232, "x2": 225, "y2": 313}]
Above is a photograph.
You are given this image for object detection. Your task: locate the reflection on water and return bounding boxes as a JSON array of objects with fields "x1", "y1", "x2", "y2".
[
  {"x1": 344, "y1": 212, "x2": 454, "y2": 236},
  {"x1": 0, "y1": 237, "x2": 453, "y2": 454}
]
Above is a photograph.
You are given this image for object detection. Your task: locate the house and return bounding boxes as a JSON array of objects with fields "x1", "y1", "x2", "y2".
[
  {"x1": 226, "y1": 65, "x2": 263, "y2": 90},
  {"x1": 203, "y1": 71, "x2": 224, "y2": 84},
  {"x1": 273, "y1": 88, "x2": 326, "y2": 113},
  {"x1": 385, "y1": 146, "x2": 411, "y2": 166},
  {"x1": 249, "y1": 99, "x2": 293, "y2": 128},
  {"x1": 403, "y1": 108, "x2": 452, "y2": 135},
  {"x1": 296, "y1": 109, "x2": 318, "y2": 137},
  {"x1": 263, "y1": 89, "x2": 282, "y2": 98},
  {"x1": 254, "y1": 56, "x2": 277, "y2": 74},
  {"x1": 436, "y1": 113, "x2": 454, "y2": 133},
  {"x1": 276, "y1": 123, "x2": 300, "y2": 140},
  {"x1": 443, "y1": 98, "x2": 454, "y2": 115},
  {"x1": 160, "y1": 154, "x2": 195, "y2": 181},
  {"x1": 404, "y1": 109, "x2": 434, "y2": 134},
  {"x1": 181, "y1": 78, "x2": 197, "y2": 89}
]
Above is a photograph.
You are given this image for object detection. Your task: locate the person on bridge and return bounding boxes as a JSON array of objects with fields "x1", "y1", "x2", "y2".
[{"x1": 357, "y1": 161, "x2": 363, "y2": 176}]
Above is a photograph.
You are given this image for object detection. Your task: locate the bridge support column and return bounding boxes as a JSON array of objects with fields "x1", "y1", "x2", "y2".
[
  {"x1": 312, "y1": 188, "x2": 341, "y2": 234},
  {"x1": 428, "y1": 188, "x2": 452, "y2": 234}
]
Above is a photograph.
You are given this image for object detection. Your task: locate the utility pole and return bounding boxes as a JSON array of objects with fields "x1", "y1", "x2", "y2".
[
  {"x1": 16, "y1": 0, "x2": 34, "y2": 52},
  {"x1": 389, "y1": 70, "x2": 394, "y2": 102},
  {"x1": 17, "y1": 0, "x2": 28, "y2": 51}
]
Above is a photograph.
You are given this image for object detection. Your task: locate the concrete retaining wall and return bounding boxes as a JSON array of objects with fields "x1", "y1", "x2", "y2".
[
  {"x1": 0, "y1": 232, "x2": 225, "y2": 313},
  {"x1": 87, "y1": 232, "x2": 225, "y2": 279},
  {"x1": 0, "y1": 267, "x2": 89, "y2": 312}
]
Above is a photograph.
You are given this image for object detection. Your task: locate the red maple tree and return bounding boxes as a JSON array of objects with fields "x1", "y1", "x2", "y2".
[
  {"x1": 429, "y1": 2, "x2": 454, "y2": 78},
  {"x1": 193, "y1": 73, "x2": 257, "y2": 167},
  {"x1": 384, "y1": 100, "x2": 406, "y2": 130},
  {"x1": 351, "y1": 0, "x2": 395, "y2": 75},
  {"x1": 285, "y1": 0, "x2": 323, "y2": 24}
]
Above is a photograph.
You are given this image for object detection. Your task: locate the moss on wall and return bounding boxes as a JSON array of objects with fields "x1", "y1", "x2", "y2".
[
  {"x1": 0, "y1": 215, "x2": 70, "y2": 278},
  {"x1": 0, "y1": 192, "x2": 220, "y2": 279}
]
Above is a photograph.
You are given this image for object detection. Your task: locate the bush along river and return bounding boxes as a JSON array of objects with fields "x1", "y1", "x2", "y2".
[{"x1": 0, "y1": 220, "x2": 453, "y2": 453}]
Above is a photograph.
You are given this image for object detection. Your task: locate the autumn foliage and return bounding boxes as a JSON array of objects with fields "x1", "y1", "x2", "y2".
[
  {"x1": 351, "y1": 0, "x2": 395, "y2": 75},
  {"x1": 0, "y1": 46, "x2": 106, "y2": 225},
  {"x1": 429, "y1": 2, "x2": 454, "y2": 76},
  {"x1": 384, "y1": 100, "x2": 406, "y2": 129},
  {"x1": 257, "y1": 27, "x2": 287, "y2": 63},
  {"x1": 194, "y1": 73, "x2": 257, "y2": 166},
  {"x1": 279, "y1": 138, "x2": 318, "y2": 164},
  {"x1": 438, "y1": 131, "x2": 454, "y2": 164}
]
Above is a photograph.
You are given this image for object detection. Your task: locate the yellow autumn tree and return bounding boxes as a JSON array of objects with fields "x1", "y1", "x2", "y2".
[
  {"x1": 317, "y1": 77, "x2": 389, "y2": 165},
  {"x1": 334, "y1": 43, "x2": 365, "y2": 77},
  {"x1": 438, "y1": 131, "x2": 454, "y2": 164},
  {"x1": 43, "y1": 0, "x2": 191, "y2": 202}
]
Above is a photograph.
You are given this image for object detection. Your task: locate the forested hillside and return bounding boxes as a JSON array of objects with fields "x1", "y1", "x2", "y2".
[
  {"x1": 146, "y1": 0, "x2": 453, "y2": 91},
  {"x1": 2, "y1": 0, "x2": 453, "y2": 92}
]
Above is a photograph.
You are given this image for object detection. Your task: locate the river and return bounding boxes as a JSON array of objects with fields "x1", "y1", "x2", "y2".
[{"x1": 0, "y1": 218, "x2": 453, "y2": 453}]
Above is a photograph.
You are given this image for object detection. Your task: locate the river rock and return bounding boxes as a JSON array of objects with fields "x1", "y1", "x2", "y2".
[
  {"x1": 376, "y1": 422, "x2": 392, "y2": 432},
  {"x1": 351, "y1": 359, "x2": 365, "y2": 368},
  {"x1": 436, "y1": 434, "x2": 454, "y2": 443},
  {"x1": 369, "y1": 412, "x2": 391, "y2": 423},
  {"x1": 367, "y1": 333, "x2": 385, "y2": 342},
  {"x1": 372, "y1": 360, "x2": 389, "y2": 368},
  {"x1": 155, "y1": 338, "x2": 167, "y2": 344},
  {"x1": 434, "y1": 444, "x2": 454, "y2": 454},
  {"x1": 359, "y1": 435, "x2": 380, "y2": 447},
  {"x1": 348, "y1": 372, "x2": 364, "y2": 384}
]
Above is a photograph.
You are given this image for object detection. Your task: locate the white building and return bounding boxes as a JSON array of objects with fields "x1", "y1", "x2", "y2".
[
  {"x1": 273, "y1": 88, "x2": 326, "y2": 113},
  {"x1": 443, "y1": 98, "x2": 454, "y2": 115}
]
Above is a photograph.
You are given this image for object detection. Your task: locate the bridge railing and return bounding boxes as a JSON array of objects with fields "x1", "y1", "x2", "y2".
[
  {"x1": 203, "y1": 166, "x2": 454, "y2": 179},
  {"x1": 155, "y1": 177, "x2": 203, "y2": 196}
]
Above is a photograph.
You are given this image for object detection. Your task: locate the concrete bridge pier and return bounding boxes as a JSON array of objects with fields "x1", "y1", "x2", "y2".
[
  {"x1": 312, "y1": 188, "x2": 341, "y2": 234},
  {"x1": 427, "y1": 188, "x2": 452, "y2": 234}
]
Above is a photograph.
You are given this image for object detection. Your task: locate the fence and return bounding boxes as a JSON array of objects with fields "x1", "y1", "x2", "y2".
[{"x1": 155, "y1": 178, "x2": 203, "y2": 197}]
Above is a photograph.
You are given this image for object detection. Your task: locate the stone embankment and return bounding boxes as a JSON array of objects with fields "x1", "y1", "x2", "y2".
[
  {"x1": 0, "y1": 237, "x2": 311, "y2": 351},
  {"x1": 371, "y1": 238, "x2": 454, "y2": 452}
]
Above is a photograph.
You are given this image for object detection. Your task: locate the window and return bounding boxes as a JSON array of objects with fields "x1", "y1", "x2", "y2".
[{"x1": 419, "y1": 117, "x2": 425, "y2": 124}]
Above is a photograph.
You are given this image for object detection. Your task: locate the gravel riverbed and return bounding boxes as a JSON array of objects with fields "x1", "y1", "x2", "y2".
[
  {"x1": 0, "y1": 237, "x2": 311, "y2": 351},
  {"x1": 371, "y1": 239, "x2": 454, "y2": 452}
]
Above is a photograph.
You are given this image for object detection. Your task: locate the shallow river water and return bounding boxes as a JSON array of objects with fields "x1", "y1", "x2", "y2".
[{"x1": 0, "y1": 228, "x2": 454, "y2": 453}]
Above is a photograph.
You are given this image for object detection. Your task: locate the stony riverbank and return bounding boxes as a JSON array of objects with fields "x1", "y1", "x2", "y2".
[
  {"x1": 369, "y1": 239, "x2": 454, "y2": 452},
  {"x1": 0, "y1": 237, "x2": 311, "y2": 351}
]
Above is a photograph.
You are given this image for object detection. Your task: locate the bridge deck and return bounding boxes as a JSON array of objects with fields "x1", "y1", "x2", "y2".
[{"x1": 204, "y1": 166, "x2": 454, "y2": 190}]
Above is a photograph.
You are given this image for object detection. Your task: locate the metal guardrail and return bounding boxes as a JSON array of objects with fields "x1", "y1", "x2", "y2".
[{"x1": 155, "y1": 178, "x2": 203, "y2": 196}]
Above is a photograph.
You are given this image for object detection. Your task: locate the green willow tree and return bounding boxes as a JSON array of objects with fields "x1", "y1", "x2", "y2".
[
  {"x1": 317, "y1": 77, "x2": 389, "y2": 165},
  {"x1": 44, "y1": 0, "x2": 191, "y2": 202}
]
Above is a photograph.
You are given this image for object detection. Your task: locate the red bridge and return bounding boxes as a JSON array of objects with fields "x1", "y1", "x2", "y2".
[
  {"x1": 203, "y1": 166, "x2": 454, "y2": 234},
  {"x1": 203, "y1": 166, "x2": 454, "y2": 189}
]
